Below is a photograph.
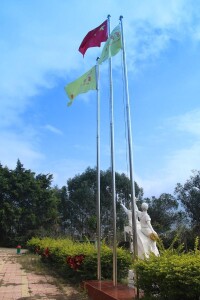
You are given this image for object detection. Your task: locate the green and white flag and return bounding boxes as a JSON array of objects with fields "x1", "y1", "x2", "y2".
[
  {"x1": 65, "y1": 66, "x2": 97, "y2": 106},
  {"x1": 98, "y1": 25, "x2": 122, "y2": 64}
]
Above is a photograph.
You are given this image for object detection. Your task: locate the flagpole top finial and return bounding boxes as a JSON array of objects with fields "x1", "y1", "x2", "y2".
[
  {"x1": 107, "y1": 14, "x2": 111, "y2": 19},
  {"x1": 119, "y1": 15, "x2": 123, "y2": 20}
]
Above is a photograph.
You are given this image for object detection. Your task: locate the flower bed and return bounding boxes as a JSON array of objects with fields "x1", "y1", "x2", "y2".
[{"x1": 27, "y1": 237, "x2": 132, "y2": 284}]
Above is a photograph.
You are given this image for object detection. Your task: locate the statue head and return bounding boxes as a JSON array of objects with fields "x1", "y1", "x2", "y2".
[{"x1": 141, "y1": 202, "x2": 148, "y2": 211}]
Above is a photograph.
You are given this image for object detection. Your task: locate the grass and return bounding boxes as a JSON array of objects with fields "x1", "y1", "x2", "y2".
[{"x1": 16, "y1": 252, "x2": 89, "y2": 300}]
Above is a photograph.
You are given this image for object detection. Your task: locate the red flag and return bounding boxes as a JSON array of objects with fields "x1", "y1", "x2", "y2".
[{"x1": 79, "y1": 20, "x2": 108, "y2": 56}]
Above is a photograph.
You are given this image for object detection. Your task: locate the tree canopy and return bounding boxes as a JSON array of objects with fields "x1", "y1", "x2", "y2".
[
  {"x1": 0, "y1": 160, "x2": 60, "y2": 246},
  {"x1": 175, "y1": 170, "x2": 200, "y2": 247}
]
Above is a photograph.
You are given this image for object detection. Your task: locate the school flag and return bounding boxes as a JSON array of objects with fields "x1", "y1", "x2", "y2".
[
  {"x1": 65, "y1": 66, "x2": 97, "y2": 106},
  {"x1": 98, "y1": 25, "x2": 122, "y2": 64}
]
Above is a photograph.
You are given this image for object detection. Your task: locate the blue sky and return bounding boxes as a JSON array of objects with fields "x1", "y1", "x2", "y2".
[{"x1": 1, "y1": 0, "x2": 200, "y2": 197}]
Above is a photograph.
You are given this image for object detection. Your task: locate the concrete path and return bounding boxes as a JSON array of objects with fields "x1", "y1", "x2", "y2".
[{"x1": 0, "y1": 248, "x2": 86, "y2": 299}]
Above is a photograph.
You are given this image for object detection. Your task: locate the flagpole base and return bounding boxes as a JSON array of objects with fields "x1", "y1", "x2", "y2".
[{"x1": 83, "y1": 280, "x2": 143, "y2": 300}]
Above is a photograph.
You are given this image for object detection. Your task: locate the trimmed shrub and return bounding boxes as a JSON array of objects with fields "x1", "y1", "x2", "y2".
[
  {"x1": 133, "y1": 239, "x2": 200, "y2": 300},
  {"x1": 27, "y1": 237, "x2": 132, "y2": 284}
]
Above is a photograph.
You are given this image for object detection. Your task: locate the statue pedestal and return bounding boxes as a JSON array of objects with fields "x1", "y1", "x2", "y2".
[
  {"x1": 128, "y1": 269, "x2": 135, "y2": 288},
  {"x1": 83, "y1": 280, "x2": 144, "y2": 300}
]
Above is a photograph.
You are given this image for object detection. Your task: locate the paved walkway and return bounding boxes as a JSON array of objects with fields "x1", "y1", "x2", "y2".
[{"x1": 0, "y1": 248, "x2": 86, "y2": 299}]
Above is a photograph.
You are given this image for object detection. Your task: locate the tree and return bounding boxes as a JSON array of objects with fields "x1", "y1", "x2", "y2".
[
  {"x1": 55, "y1": 186, "x2": 70, "y2": 233},
  {"x1": 141, "y1": 193, "x2": 179, "y2": 233},
  {"x1": 66, "y1": 167, "x2": 143, "y2": 240},
  {"x1": 67, "y1": 167, "x2": 97, "y2": 238},
  {"x1": 0, "y1": 162, "x2": 21, "y2": 245},
  {"x1": 0, "y1": 160, "x2": 60, "y2": 246},
  {"x1": 137, "y1": 193, "x2": 187, "y2": 248},
  {"x1": 175, "y1": 170, "x2": 200, "y2": 241}
]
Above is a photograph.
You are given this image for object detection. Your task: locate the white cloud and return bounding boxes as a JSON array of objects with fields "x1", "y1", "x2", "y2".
[
  {"x1": 0, "y1": 1, "x2": 198, "y2": 121},
  {"x1": 1, "y1": 0, "x2": 200, "y2": 195},
  {"x1": 1, "y1": 0, "x2": 197, "y2": 107},
  {"x1": 43, "y1": 124, "x2": 63, "y2": 135},
  {"x1": 138, "y1": 109, "x2": 200, "y2": 197},
  {"x1": 0, "y1": 131, "x2": 44, "y2": 170},
  {"x1": 124, "y1": 0, "x2": 198, "y2": 71},
  {"x1": 46, "y1": 158, "x2": 94, "y2": 187},
  {"x1": 170, "y1": 109, "x2": 200, "y2": 136}
]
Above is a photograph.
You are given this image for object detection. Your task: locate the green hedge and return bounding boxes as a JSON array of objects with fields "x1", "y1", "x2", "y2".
[
  {"x1": 133, "y1": 243, "x2": 200, "y2": 300},
  {"x1": 27, "y1": 237, "x2": 132, "y2": 284}
]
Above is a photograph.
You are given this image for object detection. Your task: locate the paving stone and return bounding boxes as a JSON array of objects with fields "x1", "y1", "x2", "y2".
[{"x1": 0, "y1": 248, "x2": 85, "y2": 300}]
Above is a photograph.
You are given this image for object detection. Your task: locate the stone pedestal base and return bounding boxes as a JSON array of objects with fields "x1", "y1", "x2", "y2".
[{"x1": 83, "y1": 280, "x2": 143, "y2": 300}]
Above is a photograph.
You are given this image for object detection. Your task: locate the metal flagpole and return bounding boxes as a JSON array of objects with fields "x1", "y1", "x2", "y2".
[
  {"x1": 95, "y1": 58, "x2": 101, "y2": 281},
  {"x1": 119, "y1": 16, "x2": 138, "y2": 261},
  {"x1": 107, "y1": 14, "x2": 117, "y2": 287}
]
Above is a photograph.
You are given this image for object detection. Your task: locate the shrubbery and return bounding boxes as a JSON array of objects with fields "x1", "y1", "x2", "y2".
[
  {"x1": 27, "y1": 237, "x2": 200, "y2": 299},
  {"x1": 27, "y1": 237, "x2": 132, "y2": 284},
  {"x1": 133, "y1": 238, "x2": 200, "y2": 300}
]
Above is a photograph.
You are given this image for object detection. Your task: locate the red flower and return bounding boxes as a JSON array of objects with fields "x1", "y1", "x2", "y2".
[
  {"x1": 35, "y1": 246, "x2": 41, "y2": 254},
  {"x1": 66, "y1": 254, "x2": 85, "y2": 271},
  {"x1": 42, "y1": 247, "x2": 50, "y2": 258}
]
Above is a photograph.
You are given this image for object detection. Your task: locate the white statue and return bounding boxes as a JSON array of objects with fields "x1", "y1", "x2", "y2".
[
  {"x1": 120, "y1": 202, "x2": 132, "y2": 229},
  {"x1": 136, "y1": 203, "x2": 157, "y2": 238},
  {"x1": 120, "y1": 202, "x2": 135, "y2": 252},
  {"x1": 120, "y1": 201, "x2": 159, "y2": 258}
]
